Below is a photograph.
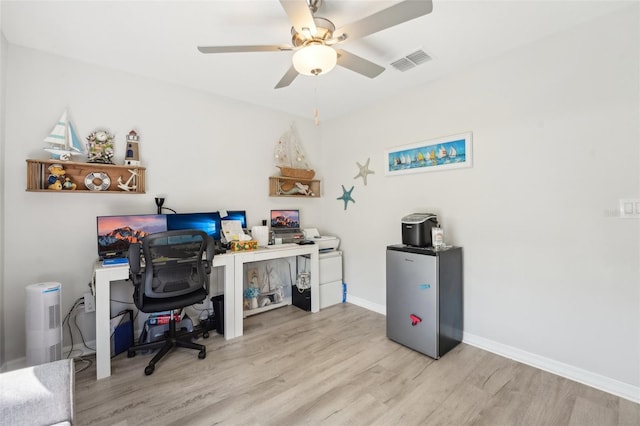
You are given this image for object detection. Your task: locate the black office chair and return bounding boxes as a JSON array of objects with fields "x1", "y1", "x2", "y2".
[{"x1": 126, "y1": 229, "x2": 215, "y2": 375}]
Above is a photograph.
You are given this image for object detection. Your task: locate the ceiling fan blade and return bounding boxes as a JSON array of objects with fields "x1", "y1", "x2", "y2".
[
  {"x1": 198, "y1": 45, "x2": 292, "y2": 54},
  {"x1": 279, "y1": 0, "x2": 317, "y2": 36},
  {"x1": 335, "y1": 0, "x2": 433, "y2": 41},
  {"x1": 275, "y1": 65, "x2": 299, "y2": 89},
  {"x1": 336, "y1": 49, "x2": 385, "y2": 79}
]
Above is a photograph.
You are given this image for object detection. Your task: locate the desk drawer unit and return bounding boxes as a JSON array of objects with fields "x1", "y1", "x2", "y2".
[{"x1": 319, "y1": 251, "x2": 343, "y2": 308}]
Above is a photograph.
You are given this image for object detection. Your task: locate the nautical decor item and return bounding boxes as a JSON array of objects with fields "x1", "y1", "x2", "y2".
[
  {"x1": 274, "y1": 124, "x2": 315, "y2": 179},
  {"x1": 46, "y1": 163, "x2": 76, "y2": 190},
  {"x1": 84, "y1": 171, "x2": 111, "y2": 191},
  {"x1": 86, "y1": 130, "x2": 115, "y2": 164},
  {"x1": 117, "y1": 169, "x2": 138, "y2": 191},
  {"x1": 337, "y1": 185, "x2": 355, "y2": 210},
  {"x1": 124, "y1": 130, "x2": 140, "y2": 166},
  {"x1": 354, "y1": 157, "x2": 374, "y2": 185},
  {"x1": 43, "y1": 110, "x2": 84, "y2": 161},
  {"x1": 277, "y1": 181, "x2": 314, "y2": 196}
]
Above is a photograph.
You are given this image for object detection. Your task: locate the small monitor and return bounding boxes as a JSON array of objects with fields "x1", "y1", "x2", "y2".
[
  {"x1": 166, "y1": 212, "x2": 221, "y2": 241},
  {"x1": 224, "y1": 210, "x2": 247, "y2": 229},
  {"x1": 270, "y1": 209, "x2": 300, "y2": 229},
  {"x1": 96, "y1": 214, "x2": 168, "y2": 259}
]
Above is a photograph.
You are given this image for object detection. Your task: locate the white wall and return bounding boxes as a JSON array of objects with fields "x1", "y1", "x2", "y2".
[
  {"x1": 3, "y1": 45, "x2": 322, "y2": 363},
  {"x1": 0, "y1": 3, "x2": 7, "y2": 369},
  {"x1": 319, "y1": 5, "x2": 639, "y2": 400}
]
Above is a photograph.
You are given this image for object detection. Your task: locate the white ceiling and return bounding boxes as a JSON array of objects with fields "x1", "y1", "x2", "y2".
[{"x1": 1, "y1": 0, "x2": 630, "y2": 121}]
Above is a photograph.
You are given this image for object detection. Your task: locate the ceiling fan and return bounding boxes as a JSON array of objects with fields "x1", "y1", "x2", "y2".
[{"x1": 197, "y1": 0, "x2": 433, "y2": 89}]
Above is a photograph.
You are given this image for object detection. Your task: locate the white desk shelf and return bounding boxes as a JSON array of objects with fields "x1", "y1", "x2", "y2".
[{"x1": 243, "y1": 298, "x2": 292, "y2": 318}]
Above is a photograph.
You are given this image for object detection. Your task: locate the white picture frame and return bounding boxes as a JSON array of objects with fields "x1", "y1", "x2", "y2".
[{"x1": 384, "y1": 132, "x2": 473, "y2": 176}]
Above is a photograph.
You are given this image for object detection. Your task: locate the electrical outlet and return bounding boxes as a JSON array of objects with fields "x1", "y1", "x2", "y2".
[{"x1": 83, "y1": 292, "x2": 95, "y2": 313}]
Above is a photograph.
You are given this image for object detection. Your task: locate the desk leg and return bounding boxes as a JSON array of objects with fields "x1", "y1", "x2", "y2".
[
  {"x1": 222, "y1": 262, "x2": 236, "y2": 339},
  {"x1": 94, "y1": 269, "x2": 111, "y2": 380},
  {"x1": 233, "y1": 258, "x2": 244, "y2": 338},
  {"x1": 310, "y1": 251, "x2": 320, "y2": 313}
]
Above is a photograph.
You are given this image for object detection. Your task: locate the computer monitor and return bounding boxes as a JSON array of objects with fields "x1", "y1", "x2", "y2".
[
  {"x1": 96, "y1": 214, "x2": 168, "y2": 259},
  {"x1": 270, "y1": 209, "x2": 300, "y2": 229},
  {"x1": 166, "y1": 212, "x2": 221, "y2": 241},
  {"x1": 224, "y1": 210, "x2": 247, "y2": 229}
]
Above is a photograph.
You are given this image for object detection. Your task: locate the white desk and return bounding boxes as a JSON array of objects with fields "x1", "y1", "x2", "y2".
[{"x1": 92, "y1": 244, "x2": 318, "y2": 380}]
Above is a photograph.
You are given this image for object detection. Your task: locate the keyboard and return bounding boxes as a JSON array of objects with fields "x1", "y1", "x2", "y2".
[{"x1": 102, "y1": 257, "x2": 128, "y2": 267}]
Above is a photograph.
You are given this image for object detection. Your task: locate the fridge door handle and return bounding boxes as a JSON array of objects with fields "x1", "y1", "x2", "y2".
[{"x1": 409, "y1": 314, "x2": 422, "y2": 326}]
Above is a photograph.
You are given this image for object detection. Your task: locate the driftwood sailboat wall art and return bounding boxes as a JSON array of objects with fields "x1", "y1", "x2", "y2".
[{"x1": 274, "y1": 124, "x2": 315, "y2": 179}]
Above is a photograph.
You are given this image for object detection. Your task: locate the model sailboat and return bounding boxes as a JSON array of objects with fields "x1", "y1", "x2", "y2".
[
  {"x1": 43, "y1": 110, "x2": 84, "y2": 161},
  {"x1": 274, "y1": 124, "x2": 315, "y2": 179}
]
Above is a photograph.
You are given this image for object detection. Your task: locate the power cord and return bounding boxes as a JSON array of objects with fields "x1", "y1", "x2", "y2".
[
  {"x1": 63, "y1": 294, "x2": 137, "y2": 358},
  {"x1": 110, "y1": 309, "x2": 134, "y2": 359},
  {"x1": 62, "y1": 297, "x2": 85, "y2": 358},
  {"x1": 74, "y1": 357, "x2": 93, "y2": 374},
  {"x1": 62, "y1": 297, "x2": 96, "y2": 375},
  {"x1": 110, "y1": 298, "x2": 140, "y2": 322}
]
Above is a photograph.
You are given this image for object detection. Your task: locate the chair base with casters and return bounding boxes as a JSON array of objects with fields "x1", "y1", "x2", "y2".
[{"x1": 127, "y1": 311, "x2": 209, "y2": 376}]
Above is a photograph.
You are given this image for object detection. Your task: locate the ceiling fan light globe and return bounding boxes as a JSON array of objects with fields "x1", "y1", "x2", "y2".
[{"x1": 292, "y1": 44, "x2": 337, "y2": 76}]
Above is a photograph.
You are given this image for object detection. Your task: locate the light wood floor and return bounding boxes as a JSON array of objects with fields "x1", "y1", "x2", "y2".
[{"x1": 74, "y1": 303, "x2": 639, "y2": 426}]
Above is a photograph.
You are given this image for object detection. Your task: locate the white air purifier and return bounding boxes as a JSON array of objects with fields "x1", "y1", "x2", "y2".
[{"x1": 26, "y1": 282, "x2": 62, "y2": 366}]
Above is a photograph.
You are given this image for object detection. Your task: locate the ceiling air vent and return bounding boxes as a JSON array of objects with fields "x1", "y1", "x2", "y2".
[{"x1": 390, "y1": 49, "x2": 432, "y2": 72}]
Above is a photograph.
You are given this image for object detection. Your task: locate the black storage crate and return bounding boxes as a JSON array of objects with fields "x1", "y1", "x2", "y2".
[{"x1": 292, "y1": 285, "x2": 311, "y2": 311}]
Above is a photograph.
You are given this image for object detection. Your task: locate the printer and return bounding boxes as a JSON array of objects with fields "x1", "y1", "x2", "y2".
[{"x1": 303, "y1": 228, "x2": 340, "y2": 252}]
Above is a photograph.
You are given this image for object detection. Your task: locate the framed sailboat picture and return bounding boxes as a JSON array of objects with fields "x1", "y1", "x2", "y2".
[{"x1": 384, "y1": 132, "x2": 472, "y2": 176}]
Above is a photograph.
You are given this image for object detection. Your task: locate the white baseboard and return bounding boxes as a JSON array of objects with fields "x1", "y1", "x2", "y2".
[
  {"x1": 64, "y1": 340, "x2": 96, "y2": 359},
  {"x1": 1, "y1": 342, "x2": 96, "y2": 373},
  {"x1": 345, "y1": 294, "x2": 386, "y2": 315},
  {"x1": 463, "y1": 332, "x2": 640, "y2": 404},
  {"x1": 2, "y1": 357, "x2": 27, "y2": 373},
  {"x1": 344, "y1": 296, "x2": 639, "y2": 404}
]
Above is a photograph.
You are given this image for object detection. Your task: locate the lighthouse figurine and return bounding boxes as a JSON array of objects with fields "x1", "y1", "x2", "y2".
[{"x1": 124, "y1": 130, "x2": 140, "y2": 166}]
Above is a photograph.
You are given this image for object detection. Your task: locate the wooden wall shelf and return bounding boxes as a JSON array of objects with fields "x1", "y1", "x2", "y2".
[
  {"x1": 269, "y1": 176, "x2": 319, "y2": 198},
  {"x1": 26, "y1": 159, "x2": 146, "y2": 193}
]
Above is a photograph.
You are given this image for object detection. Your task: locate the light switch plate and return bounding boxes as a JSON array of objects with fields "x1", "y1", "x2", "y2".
[{"x1": 619, "y1": 198, "x2": 640, "y2": 218}]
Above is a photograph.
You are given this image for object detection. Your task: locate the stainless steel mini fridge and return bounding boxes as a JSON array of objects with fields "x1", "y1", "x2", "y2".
[{"x1": 386, "y1": 245, "x2": 463, "y2": 359}]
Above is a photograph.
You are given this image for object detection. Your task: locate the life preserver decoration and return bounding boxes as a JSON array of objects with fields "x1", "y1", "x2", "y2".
[{"x1": 84, "y1": 172, "x2": 111, "y2": 191}]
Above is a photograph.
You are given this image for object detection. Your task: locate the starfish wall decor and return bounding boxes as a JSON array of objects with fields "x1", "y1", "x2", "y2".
[
  {"x1": 354, "y1": 157, "x2": 375, "y2": 185},
  {"x1": 337, "y1": 185, "x2": 355, "y2": 210}
]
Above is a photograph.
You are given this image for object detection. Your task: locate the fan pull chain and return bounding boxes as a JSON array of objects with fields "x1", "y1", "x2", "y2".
[{"x1": 314, "y1": 87, "x2": 320, "y2": 126}]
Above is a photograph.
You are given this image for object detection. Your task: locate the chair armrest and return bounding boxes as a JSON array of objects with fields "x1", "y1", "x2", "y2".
[
  {"x1": 204, "y1": 237, "x2": 215, "y2": 274},
  {"x1": 128, "y1": 243, "x2": 142, "y2": 275}
]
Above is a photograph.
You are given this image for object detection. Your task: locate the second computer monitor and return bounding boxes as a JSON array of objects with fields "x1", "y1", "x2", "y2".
[{"x1": 166, "y1": 212, "x2": 221, "y2": 241}]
